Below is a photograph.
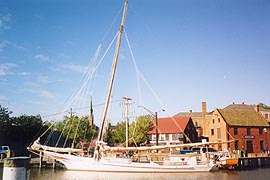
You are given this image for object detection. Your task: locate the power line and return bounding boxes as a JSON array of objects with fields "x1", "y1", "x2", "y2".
[{"x1": 41, "y1": 99, "x2": 123, "y2": 118}]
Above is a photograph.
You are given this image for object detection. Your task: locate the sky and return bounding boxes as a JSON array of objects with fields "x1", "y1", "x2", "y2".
[{"x1": 0, "y1": 0, "x2": 270, "y2": 124}]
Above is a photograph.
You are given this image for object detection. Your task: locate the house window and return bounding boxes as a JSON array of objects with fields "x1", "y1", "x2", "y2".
[
  {"x1": 211, "y1": 129, "x2": 214, "y2": 136},
  {"x1": 265, "y1": 113, "x2": 269, "y2": 119},
  {"x1": 179, "y1": 133, "x2": 184, "y2": 141},
  {"x1": 218, "y1": 118, "x2": 220, "y2": 123},
  {"x1": 160, "y1": 134, "x2": 165, "y2": 141},
  {"x1": 165, "y1": 134, "x2": 169, "y2": 141},
  {"x1": 147, "y1": 135, "x2": 152, "y2": 141},
  {"x1": 217, "y1": 128, "x2": 221, "y2": 139},
  {"x1": 259, "y1": 128, "x2": 263, "y2": 135},
  {"x1": 234, "y1": 128, "x2": 238, "y2": 135},
  {"x1": 247, "y1": 128, "x2": 251, "y2": 135},
  {"x1": 172, "y1": 134, "x2": 176, "y2": 141},
  {"x1": 195, "y1": 121, "x2": 198, "y2": 127},
  {"x1": 234, "y1": 140, "x2": 239, "y2": 150},
  {"x1": 212, "y1": 119, "x2": 215, "y2": 124}
]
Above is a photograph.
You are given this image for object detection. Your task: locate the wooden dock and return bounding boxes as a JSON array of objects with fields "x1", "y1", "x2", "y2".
[{"x1": 237, "y1": 156, "x2": 270, "y2": 170}]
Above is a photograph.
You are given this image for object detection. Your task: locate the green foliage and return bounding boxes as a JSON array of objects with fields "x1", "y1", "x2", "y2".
[
  {"x1": 0, "y1": 105, "x2": 13, "y2": 134},
  {"x1": 108, "y1": 115, "x2": 153, "y2": 146},
  {"x1": 0, "y1": 105, "x2": 12, "y2": 120},
  {"x1": 0, "y1": 105, "x2": 44, "y2": 155},
  {"x1": 129, "y1": 115, "x2": 153, "y2": 146},
  {"x1": 103, "y1": 123, "x2": 114, "y2": 145},
  {"x1": 259, "y1": 103, "x2": 270, "y2": 110},
  {"x1": 110, "y1": 121, "x2": 126, "y2": 144},
  {"x1": 0, "y1": 106, "x2": 43, "y2": 139},
  {"x1": 53, "y1": 115, "x2": 98, "y2": 146},
  {"x1": 10, "y1": 115, "x2": 43, "y2": 138}
]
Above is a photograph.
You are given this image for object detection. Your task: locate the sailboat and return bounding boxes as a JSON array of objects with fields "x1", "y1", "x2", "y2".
[{"x1": 28, "y1": 0, "x2": 218, "y2": 172}]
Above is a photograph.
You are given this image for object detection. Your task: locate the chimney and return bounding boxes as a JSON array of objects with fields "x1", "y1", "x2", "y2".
[
  {"x1": 254, "y1": 104, "x2": 260, "y2": 112},
  {"x1": 189, "y1": 109, "x2": 192, "y2": 114},
  {"x1": 242, "y1": 102, "x2": 245, "y2": 104},
  {"x1": 202, "y1": 102, "x2": 207, "y2": 137},
  {"x1": 202, "y1": 102, "x2": 206, "y2": 120}
]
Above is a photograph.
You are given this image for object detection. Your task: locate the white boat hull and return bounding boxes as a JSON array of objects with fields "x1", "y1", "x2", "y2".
[{"x1": 44, "y1": 151, "x2": 216, "y2": 173}]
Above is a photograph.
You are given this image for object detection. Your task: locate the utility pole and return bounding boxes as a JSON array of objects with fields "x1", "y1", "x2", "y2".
[
  {"x1": 67, "y1": 108, "x2": 76, "y2": 148},
  {"x1": 122, "y1": 96, "x2": 132, "y2": 147},
  {"x1": 154, "y1": 111, "x2": 158, "y2": 146},
  {"x1": 89, "y1": 96, "x2": 94, "y2": 127},
  {"x1": 137, "y1": 106, "x2": 165, "y2": 146}
]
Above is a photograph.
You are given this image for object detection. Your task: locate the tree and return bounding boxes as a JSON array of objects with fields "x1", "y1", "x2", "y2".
[
  {"x1": 0, "y1": 105, "x2": 12, "y2": 121},
  {"x1": 0, "y1": 107, "x2": 44, "y2": 155},
  {"x1": 259, "y1": 103, "x2": 270, "y2": 110},
  {"x1": 129, "y1": 115, "x2": 153, "y2": 146},
  {"x1": 53, "y1": 115, "x2": 98, "y2": 147},
  {"x1": 11, "y1": 114, "x2": 43, "y2": 138},
  {"x1": 0, "y1": 105, "x2": 13, "y2": 136},
  {"x1": 103, "y1": 123, "x2": 114, "y2": 146},
  {"x1": 108, "y1": 115, "x2": 153, "y2": 146},
  {"x1": 110, "y1": 121, "x2": 126, "y2": 145}
]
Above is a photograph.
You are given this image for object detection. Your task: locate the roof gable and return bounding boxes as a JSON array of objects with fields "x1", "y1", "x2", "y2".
[
  {"x1": 148, "y1": 117, "x2": 192, "y2": 134},
  {"x1": 218, "y1": 109, "x2": 269, "y2": 127}
]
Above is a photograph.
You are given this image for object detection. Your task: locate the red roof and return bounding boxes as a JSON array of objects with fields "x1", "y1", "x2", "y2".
[{"x1": 148, "y1": 117, "x2": 191, "y2": 134}]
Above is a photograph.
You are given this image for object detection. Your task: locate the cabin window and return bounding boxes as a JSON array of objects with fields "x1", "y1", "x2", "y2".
[
  {"x1": 234, "y1": 128, "x2": 238, "y2": 135},
  {"x1": 247, "y1": 128, "x2": 251, "y2": 135},
  {"x1": 211, "y1": 129, "x2": 214, "y2": 136}
]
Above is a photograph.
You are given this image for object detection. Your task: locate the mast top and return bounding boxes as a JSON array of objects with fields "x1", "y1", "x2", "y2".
[{"x1": 96, "y1": 0, "x2": 129, "y2": 151}]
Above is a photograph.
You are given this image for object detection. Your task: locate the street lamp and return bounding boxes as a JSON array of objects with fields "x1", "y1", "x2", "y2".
[{"x1": 138, "y1": 106, "x2": 165, "y2": 146}]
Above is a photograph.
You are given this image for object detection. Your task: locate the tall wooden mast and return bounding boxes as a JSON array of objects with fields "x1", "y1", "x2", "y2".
[{"x1": 97, "y1": 1, "x2": 128, "y2": 144}]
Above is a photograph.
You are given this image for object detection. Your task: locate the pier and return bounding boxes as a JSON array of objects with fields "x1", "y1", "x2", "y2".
[{"x1": 237, "y1": 156, "x2": 270, "y2": 170}]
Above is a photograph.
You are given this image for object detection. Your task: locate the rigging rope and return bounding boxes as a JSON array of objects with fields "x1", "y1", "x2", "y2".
[
  {"x1": 124, "y1": 30, "x2": 192, "y2": 143},
  {"x1": 36, "y1": 31, "x2": 120, "y2": 148}
]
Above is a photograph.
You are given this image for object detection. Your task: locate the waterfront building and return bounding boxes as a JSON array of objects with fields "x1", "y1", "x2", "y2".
[
  {"x1": 208, "y1": 103, "x2": 270, "y2": 153},
  {"x1": 174, "y1": 102, "x2": 213, "y2": 141},
  {"x1": 147, "y1": 117, "x2": 198, "y2": 145}
]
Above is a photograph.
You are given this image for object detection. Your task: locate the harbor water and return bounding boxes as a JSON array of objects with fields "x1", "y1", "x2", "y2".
[{"x1": 1, "y1": 168, "x2": 270, "y2": 180}]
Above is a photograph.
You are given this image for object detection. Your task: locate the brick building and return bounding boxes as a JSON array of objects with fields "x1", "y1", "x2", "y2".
[{"x1": 208, "y1": 103, "x2": 270, "y2": 153}]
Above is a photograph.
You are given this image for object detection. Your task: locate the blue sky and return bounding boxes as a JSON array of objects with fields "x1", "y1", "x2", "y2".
[{"x1": 0, "y1": 0, "x2": 269, "y2": 124}]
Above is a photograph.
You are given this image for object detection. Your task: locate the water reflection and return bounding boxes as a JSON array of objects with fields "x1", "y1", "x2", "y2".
[
  {"x1": 28, "y1": 168, "x2": 242, "y2": 180},
  {"x1": 0, "y1": 167, "x2": 268, "y2": 180}
]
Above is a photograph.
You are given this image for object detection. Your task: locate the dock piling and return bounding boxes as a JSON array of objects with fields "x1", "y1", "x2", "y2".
[{"x1": 2, "y1": 157, "x2": 31, "y2": 180}]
